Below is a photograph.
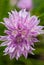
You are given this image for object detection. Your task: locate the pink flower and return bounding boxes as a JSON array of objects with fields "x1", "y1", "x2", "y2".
[
  {"x1": 17, "y1": 0, "x2": 33, "y2": 10},
  {"x1": 0, "y1": 9, "x2": 44, "y2": 60}
]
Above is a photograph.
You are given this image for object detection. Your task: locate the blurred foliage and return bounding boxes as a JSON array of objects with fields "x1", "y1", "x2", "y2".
[{"x1": 0, "y1": 0, "x2": 44, "y2": 65}]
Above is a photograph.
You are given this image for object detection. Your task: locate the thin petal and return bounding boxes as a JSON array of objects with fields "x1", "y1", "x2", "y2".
[
  {"x1": 0, "y1": 36, "x2": 8, "y2": 41},
  {"x1": 0, "y1": 41, "x2": 9, "y2": 46},
  {"x1": 3, "y1": 18, "x2": 14, "y2": 30}
]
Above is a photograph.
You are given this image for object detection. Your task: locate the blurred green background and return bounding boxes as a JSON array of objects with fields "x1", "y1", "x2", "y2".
[{"x1": 0, "y1": 0, "x2": 44, "y2": 65}]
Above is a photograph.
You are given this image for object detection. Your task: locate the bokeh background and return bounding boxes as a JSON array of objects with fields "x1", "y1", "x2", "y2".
[{"x1": 0, "y1": 0, "x2": 44, "y2": 65}]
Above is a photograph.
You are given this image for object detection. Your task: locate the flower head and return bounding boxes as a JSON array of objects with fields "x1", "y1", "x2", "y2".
[
  {"x1": 0, "y1": 9, "x2": 44, "y2": 60},
  {"x1": 17, "y1": 0, "x2": 33, "y2": 10}
]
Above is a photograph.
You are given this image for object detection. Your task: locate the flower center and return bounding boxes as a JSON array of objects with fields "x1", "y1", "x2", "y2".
[{"x1": 15, "y1": 34, "x2": 23, "y2": 43}]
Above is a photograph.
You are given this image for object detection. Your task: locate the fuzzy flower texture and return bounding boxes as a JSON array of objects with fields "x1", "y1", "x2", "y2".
[
  {"x1": 17, "y1": 0, "x2": 33, "y2": 10},
  {"x1": 0, "y1": 9, "x2": 44, "y2": 60}
]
